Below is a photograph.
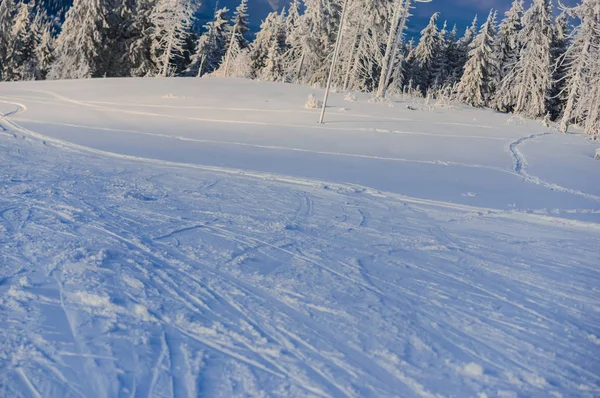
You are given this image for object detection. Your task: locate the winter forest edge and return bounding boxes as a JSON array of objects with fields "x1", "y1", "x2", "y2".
[{"x1": 0, "y1": 0, "x2": 599, "y2": 137}]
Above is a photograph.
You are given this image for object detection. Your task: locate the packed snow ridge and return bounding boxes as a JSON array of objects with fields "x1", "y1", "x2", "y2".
[{"x1": 0, "y1": 78, "x2": 599, "y2": 398}]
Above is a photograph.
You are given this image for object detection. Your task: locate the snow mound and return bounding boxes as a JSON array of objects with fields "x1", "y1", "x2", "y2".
[
  {"x1": 304, "y1": 93, "x2": 321, "y2": 109},
  {"x1": 464, "y1": 363, "x2": 485, "y2": 377},
  {"x1": 595, "y1": 148, "x2": 600, "y2": 160}
]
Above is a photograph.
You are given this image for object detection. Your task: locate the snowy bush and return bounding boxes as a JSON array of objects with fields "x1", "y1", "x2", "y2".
[
  {"x1": 217, "y1": 49, "x2": 253, "y2": 79},
  {"x1": 344, "y1": 93, "x2": 356, "y2": 102},
  {"x1": 595, "y1": 148, "x2": 600, "y2": 160},
  {"x1": 305, "y1": 94, "x2": 321, "y2": 109},
  {"x1": 368, "y1": 96, "x2": 384, "y2": 103}
]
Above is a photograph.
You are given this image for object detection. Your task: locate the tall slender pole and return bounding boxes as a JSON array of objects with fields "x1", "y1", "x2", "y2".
[{"x1": 319, "y1": 0, "x2": 350, "y2": 124}]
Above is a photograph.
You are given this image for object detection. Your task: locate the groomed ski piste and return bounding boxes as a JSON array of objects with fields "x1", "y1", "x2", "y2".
[{"x1": 0, "y1": 77, "x2": 599, "y2": 397}]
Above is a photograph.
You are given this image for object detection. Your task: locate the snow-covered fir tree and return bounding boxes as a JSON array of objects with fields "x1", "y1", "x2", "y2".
[
  {"x1": 431, "y1": 20, "x2": 451, "y2": 88},
  {"x1": 548, "y1": 12, "x2": 570, "y2": 120},
  {"x1": 559, "y1": 0, "x2": 600, "y2": 135},
  {"x1": 221, "y1": 0, "x2": 250, "y2": 76},
  {"x1": 495, "y1": 0, "x2": 524, "y2": 81},
  {"x1": 410, "y1": 12, "x2": 440, "y2": 92},
  {"x1": 100, "y1": 0, "x2": 136, "y2": 76},
  {"x1": 249, "y1": 10, "x2": 285, "y2": 79},
  {"x1": 128, "y1": 0, "x2": 156, "y2": 76},
  {"x1": 443, "y1": 24, "x2": 463, "y2": 85},
  {"x1": 260, "y1": 12, "x2": 287, "y2": 81},
  {"x1": 280, "y1": 0, "x2": 308, "y2": 83},
  {"x1": 335, "y1": 0, "x2": 389, "y2": 92},
  {"x1": 48, "y1": 0, "x2": 108, "y2": 79},
  {"x1": 149, "y1": 0, "x2": 197, "y2": 77},
  {"x1": 457, "y1": 10, "x2": 499, "y2": 107},
  {"x1": 294, "y1": 0, "x2": 344, "y2": 86},
  {"x1": 187, "y1": 7, "x2": 229, "y2": 77},
  {"x1": 498, "y1": 0, "x2": 554, "y2": 118},
  {"x1": 453, "y1": 15, "x2": 478, "y2": 80},
  {"x1": 4, "y1": 1, "x2": 37, "y2": 81},
  {"x1": 32, "y1": 10, "x2": 55, "y2": 80},
  {"x1": 0, "y1": 0, "x2": 17, "y2": 80}
]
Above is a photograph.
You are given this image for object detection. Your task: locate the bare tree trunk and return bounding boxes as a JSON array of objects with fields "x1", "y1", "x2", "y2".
[
  {"x1": 383, "y1": 0, "x2": 411, "y2": 92},
  {"x1": 161, "y1": 28, "x2": 175, "y2": 77},
  {"x1": 223, "y1": 28, "x2": 237, "y2": 76},
  {"x1": 376, "y1": 0, "x2": 405, "y2": 98},
  {"x1": 560, "y1": 37, "x2": 591, "y2": 133},
  {"x1": 296, "y1": 51, "x2": 305, "y2": 83},
  {"x1": 343, "y1": 21, "x2": 362, "y2": 90},
  {"x1": 196, "y1": 54, "x2": 206, "y2": 78}
]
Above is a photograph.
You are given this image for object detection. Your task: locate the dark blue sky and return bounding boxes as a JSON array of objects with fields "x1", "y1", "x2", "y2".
[
  {"x1": 195, "y1": 0, "x2": 581, "y2": 36},
  {"x1": 406, "y1": 0, "x2": 579, "y2": 36}
]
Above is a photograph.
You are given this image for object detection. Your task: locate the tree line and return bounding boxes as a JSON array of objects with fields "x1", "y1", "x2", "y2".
[{"x1": 0, "y1": 0, "x2": 598, "y2": 136}]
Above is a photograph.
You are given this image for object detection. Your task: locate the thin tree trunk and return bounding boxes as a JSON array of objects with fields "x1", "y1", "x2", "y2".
[
  {"x1": 383, "y1": 0, "x2": 411, "y2": 92},
  {"x1": 161, "y1": 29, "x2": 175, "y2": 77},
  {"x1": 197, "y1": 54, "x2": 206, "y2": 77},
  {"x1": 296, "y1": 50, "x2": 305, "y2": 82},
  {"x1": 343, "y1": 21, "x2": 362, "y2": 90},
  {"x1": 223, "y1": 28, "x2": 237, "y2": 76},
  {"x1": 560, "y1": 37, "x2": 591, "y2": 133},
  {"x1": 376, "y1": 0, "x2": 405, "y2": 98}
]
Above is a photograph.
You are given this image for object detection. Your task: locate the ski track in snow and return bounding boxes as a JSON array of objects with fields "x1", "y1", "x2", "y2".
[
  {"x1": 509, "y1": 133, "x2": 600, "y2": 202},
  {"x1": 1, "y1": 80, "x2": 600, "y2": 397}
]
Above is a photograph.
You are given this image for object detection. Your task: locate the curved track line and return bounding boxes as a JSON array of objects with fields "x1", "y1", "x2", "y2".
[
  {"x1": 509, "y1": 133, "x2": 600, "y2": 202},
  {"x1": 14, "y1": 118, "x2": 516, "y2": 175},
  {"x1": 1, "y1": 99, "x2": 598, "y2": 231}
]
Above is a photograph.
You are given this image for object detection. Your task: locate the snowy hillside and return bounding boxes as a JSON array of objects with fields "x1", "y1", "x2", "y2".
[{"x1": 0, "y1": 77, "x2": 599, "y2": 397}]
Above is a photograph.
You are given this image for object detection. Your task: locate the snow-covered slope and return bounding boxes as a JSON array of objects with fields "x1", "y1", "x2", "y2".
[{"x1": 0, "y1": 78, "x2": 599, "y2": 397}]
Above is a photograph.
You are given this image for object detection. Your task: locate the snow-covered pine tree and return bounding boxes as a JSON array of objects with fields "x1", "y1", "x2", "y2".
[
  {"x1": 128, "y1": 0, "x2": 156, "y2": 76},
  {"x1": 101, "y1": 0, "x2": 136, "y2": 76},
  {"x1": 0, "y1": 0, "x2": 17, "y2": 81},
  {"x1": 457, "y1": 10, "x2": 499, "y2": 107},
  {"x1": 260, "y1": 11, "x2": 287, "y2": 81},
  {"x1": 48, "y1": 0, "x2": 108, "y2": 79},
  {"x1": 221, "y1": 0, "x2": 250, "y2": 76},
  {"x1": 336, "y1": 0, "x2": 384, "y2": 92},
  {"x1": 443, "y1": 24, "x2": 463, "y2": 85},
  {"x1": 280, "y1": 0, "x2": 308, "y2": 82},
  {"x1": 248, "y1": 10, "x2": 285, "y2": 79},
  {"x1": 559, "y1": 0, "x2": 600, "y2": 135},
  {"x1": 150, "y1": 0, "x2": 197, "y2": 77},
  {"x1": 493, "y1": 0, "x2": 524, "y2": 112},
  {"x1": 4, "y1": 1, "x2": 36, "y2": 81},
  {"x1": 495, "y1": 0, "x2": 524, "y2": 81},
  {"x1": 411, "y1": 12, "x2": 441, "y2": 93},
  {"x1": 501, "y1": 0, "x2": 554, "y2": 118},
  {"x1": 548, "y1": 11, "x2": 570, "y2": 120},
  {"x1": 453, "y1": 15, "x2": 478, "y2": 80},
  {"x1": 391, "y1": 37, "x2": 414, "y2": 90},
  {"x1": 187, "y1": 7, "x2": 229, "y2": 77},
  {"x1": 431, "y1": 20, "x2": 451, "y2": 88},
  {"x1": 296, "y1": 0, "x2": 344, "y2": 86},
  {"x1": 32, "y1": 10, "x2": 55, "y2": 80}
]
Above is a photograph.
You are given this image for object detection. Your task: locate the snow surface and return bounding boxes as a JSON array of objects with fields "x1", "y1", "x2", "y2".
[{"x1": 0, "y1": 77, "x2": 599, "y2": 397}]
